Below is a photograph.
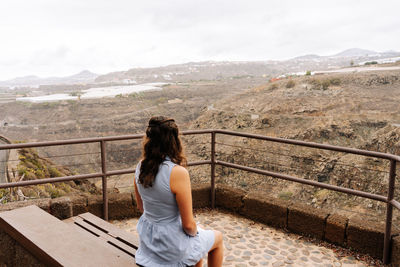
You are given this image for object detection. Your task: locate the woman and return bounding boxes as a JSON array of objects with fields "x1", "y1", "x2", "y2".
[{"x1": 134, "y1": 116, "x2": 223, "y2": 267}]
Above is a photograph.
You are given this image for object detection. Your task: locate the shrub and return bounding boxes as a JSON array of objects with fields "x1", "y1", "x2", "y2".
[
  {"x1": 22, "y1": 188, "x2": 39, "y2": 198},
  {"x1": 305, "y1": 70, "x2": 312, "y2": 76},
  {"x1": 0, "y1": 189, "x2": 9, "y2": 203},
  {"x1": 321, "y1": 80, "x2": 331, "y2": 90},
  {"x1": 329, "y1": 78, "x2": 341, "y2": 86},
  {"x1": 46, "y1": 185, "x2": 64, "y2": 198},
  {"x1": 17, "y1": 166, "x2": 37, "y2": 180},
  {"x1": 269, "y1": 83, "x2": 278, "y2": 90},
  {"x1": 309, "y1": 78, "x2": 334, "y2": 90},
  {"x1": 49, "y1": 166, "x2": 63, "y2": 177},
  {"x1": 69, "y1": 91, "x2": 82, "y2": 97},
  {"x1": 365, "y1": 61, "x2": 378, "y2": 65},
  {"x1": 286, "y1": 80, "x2": 295, "y2": 88},
  {"x1": 309, "y1": 79, "x2": 321, "y2": 90}
]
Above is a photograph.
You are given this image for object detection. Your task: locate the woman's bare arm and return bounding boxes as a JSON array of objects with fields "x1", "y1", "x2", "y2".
[
  {"x1": 170, "y1": 165, "x2": 197, "y2": 236},
  {"x1": 134, "y1": 178, "x2": 144, "y2": 213}
]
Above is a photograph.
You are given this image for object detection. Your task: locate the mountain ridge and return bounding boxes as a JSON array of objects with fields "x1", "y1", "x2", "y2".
[
  {"x1": 2, "y1": 48, "x2": 400, "y2": 87},
  {"x1": 0, "y1": 70, "x2": 98, "y2": 88}
]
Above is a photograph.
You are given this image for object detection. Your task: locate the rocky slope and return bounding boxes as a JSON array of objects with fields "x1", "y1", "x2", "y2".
[
  {"x1": 0, "y1": 147, "x2": 99, "y2": 203},
  {"x1": 186, "y1": 69, "x2": 400, "y2": 222}
]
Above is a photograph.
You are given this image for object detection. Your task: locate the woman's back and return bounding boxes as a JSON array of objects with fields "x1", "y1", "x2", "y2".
[
  {"x1": 135, "y1": 157, "x2": 179, "y2": 223},
  {"x1": 135, "y1": 158, "x2": 192, "y2": 265}
]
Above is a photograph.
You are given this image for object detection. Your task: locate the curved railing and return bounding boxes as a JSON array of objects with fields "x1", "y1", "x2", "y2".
[{"x1": 0, "y1": 129, "x2": 398, "y2": 264}]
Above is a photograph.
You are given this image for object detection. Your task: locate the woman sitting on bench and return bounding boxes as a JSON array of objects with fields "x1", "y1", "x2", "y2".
[{"x1": 134, "y1": 116, "x2": 223, "y2": 267}]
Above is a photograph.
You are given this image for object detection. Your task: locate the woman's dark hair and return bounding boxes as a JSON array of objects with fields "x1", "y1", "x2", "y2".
[{"x1": 138, "y1": 116, "x2": 187, "y2": 188}]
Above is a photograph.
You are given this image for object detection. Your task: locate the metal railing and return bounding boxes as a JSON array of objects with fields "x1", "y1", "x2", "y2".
[{"x1": 0, "y1": 129, "x2": 399, "y2": 264}]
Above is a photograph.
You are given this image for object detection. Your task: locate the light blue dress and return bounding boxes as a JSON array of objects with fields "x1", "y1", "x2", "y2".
[{"x1": 135, "y1": 157, "x2": 215, "y2": 266}]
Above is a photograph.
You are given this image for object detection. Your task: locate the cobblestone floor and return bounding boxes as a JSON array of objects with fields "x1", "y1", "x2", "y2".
[{"x1": 111, "y1": 209, "x2": 378, "y2": 267}]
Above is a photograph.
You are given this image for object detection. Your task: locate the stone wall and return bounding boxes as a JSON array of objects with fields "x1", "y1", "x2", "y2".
[
  {"x1": 0, "y1": 183, "x2": 212, "y2": 221},
  {"x1": 1, "y1": 183, "x2": 399, "y2": 265},
  {"x1": 214, "y1": 184, "x2": 400, "y2": 265}
]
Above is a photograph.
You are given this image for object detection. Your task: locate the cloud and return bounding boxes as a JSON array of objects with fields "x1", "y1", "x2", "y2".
[{"x1": 0, "y1": 0, "x2": 399, "y2": 79}]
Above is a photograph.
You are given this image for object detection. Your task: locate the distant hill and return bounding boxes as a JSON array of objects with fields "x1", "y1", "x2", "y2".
[
  {"x1": 94, "y1": 48, "x2": 400, "y2": 84},
  {"x1": 2, "y1": 48, "x2": 400, "y2": 87},
  {"x1": 332, "y1": 48, "x2": 378, "y2": 57},
  {"x1": 293, "y1": 54, "x2": 321, "y2": 60},
  {"x1": 0, "y1": 70, "x2": 98, "y2": 88}
]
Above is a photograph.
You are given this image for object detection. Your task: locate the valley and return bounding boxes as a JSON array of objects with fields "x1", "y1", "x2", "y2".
[{"x1": 1, "y1": 54, "x2": 400, "y2": 225}]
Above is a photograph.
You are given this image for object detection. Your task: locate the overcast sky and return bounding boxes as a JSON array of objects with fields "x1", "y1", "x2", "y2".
[{"x1": 0, "y1": 0, "x2": 399, "y2": 80}]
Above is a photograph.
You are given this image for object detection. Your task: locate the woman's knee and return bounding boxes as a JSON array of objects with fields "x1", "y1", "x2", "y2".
[
  {"x1": 210, "y1": 230, "x2": 223, "y2": 251},
  {"x1": 214, "y1": 230, "x2": 223, "y2": 246}
]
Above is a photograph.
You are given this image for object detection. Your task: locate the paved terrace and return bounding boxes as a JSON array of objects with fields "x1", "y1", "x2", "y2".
[{"x1": 112, "y1": 209, "x2": 382, "y2": 267}]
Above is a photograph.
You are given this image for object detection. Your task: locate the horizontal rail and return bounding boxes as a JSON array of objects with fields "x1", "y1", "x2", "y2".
[
  {"x1": 0, "y1": 135, "x2": 142, "y2": 150},
  {"x1": 0, "y1": 160, "x2": 212, "y2": 189},
  {"x1": 215, "y1": 130, "x2": 400, "y2": 162},
  {"x1": 1, "y1": 129, "x2": 399, "y2": 162},
  {"x1": 216, "y1": 160, "x2": 388, "y2": 203},
  {"x1": 390, "y1": 200, "x2": 400, "y2": 211},
  {"x1": 102, "y1": 160, "x2": 211, "y2": 177},
  {"x1": 187, "y1": 160, "x2": 212, "y2": 166},
  {"x1": 0, "y1": 130, "x2": 214, "y2": 150},
  {"x1": 181, "y1": 129, "x2": 214, "y2": 135},
  {"x1": 0, "y1": 172, "x2": 104, "y2": 189}
]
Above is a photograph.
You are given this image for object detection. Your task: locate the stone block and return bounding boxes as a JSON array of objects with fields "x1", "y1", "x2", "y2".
[
  {"x1": 87, "y1": 194, "x2": 103, "y2": 218},
  {"x1": 216, "y1": 185, "x2": 245, "y2": 212},
  {"x1": 0, "y1": 200, "x2": 31, "y2": 213},
  {"x1": 108, "y1": 193, "x2": 137, "y2": 220},
  {"x1": 70, "y1": 195, "x2": 88, "y2": 216},
  {"x1": 192, "y1": 183, "x2": 211, "y2": 209},
  {"x1": 325, "y1": 213, "x2": 348, "y2": 245},
  {"x1": 347, "y1": 216, "x2": 386, "y2": 259},
  {"x1": 29, "y1": 198, "x2": 51, "y2": 213},
  {"x1": 50, "y1": 197, "x2": 72, "y2": 220},
  {"x1": 241, "y1": 191, "x2": 288, "y2": 229},
  {"x1": 0, "y1": 198, "x2": 50, "y2": 213},
  {"x1": 392, "y1": 235, "x2": 400, "y2": 267},
  {"x1": 288, "y1": 202, "x2": 329, "y2": 239}
]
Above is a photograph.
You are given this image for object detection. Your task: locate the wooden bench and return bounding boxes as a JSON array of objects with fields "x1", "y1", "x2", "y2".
[{"x1": 0, "y1": 205, "x2": 139, "y2": 266}]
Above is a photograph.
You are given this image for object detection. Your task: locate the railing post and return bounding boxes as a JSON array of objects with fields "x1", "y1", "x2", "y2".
[
  {"x1": 211, "y1": 131, "x2": 216, "y2": 209},
  {"x1": 383, "y1": 159, "x2": 396, "y2": 264},
  {"x1": 100, "y1": 140, "x2": 108, "y2": 221}
]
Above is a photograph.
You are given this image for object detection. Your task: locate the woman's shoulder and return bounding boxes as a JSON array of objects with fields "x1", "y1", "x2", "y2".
[
  {"x1": 169, "y1": 165, "x2": 189, "y2": 193},
  {"x1": 171, "y1": 165, "x2": 188, "y2": 175}
]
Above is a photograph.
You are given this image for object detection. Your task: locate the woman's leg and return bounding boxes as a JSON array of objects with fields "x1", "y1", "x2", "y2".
[
  {"x1": 194, "y1": 258, "x2": 203, "y2": 267},
  {"x1": 207, "y1": 230, "x2": 223, "y2": 267}
]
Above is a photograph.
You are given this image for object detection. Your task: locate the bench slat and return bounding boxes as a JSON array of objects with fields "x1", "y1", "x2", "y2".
[
  {"x1": 78, "y1": 212, "x2": 140, "y2": 249},
  {"x1": 0, "y1": 205, "x2": 136, "y2": 267},
  {"x1": 65, "y1": 216, "x2": 137, "y2": 257}
]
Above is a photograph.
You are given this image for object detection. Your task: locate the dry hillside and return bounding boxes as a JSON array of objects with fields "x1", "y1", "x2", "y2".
[{"x1": 186, "y1": 70, "x2": 400, "y2": 223}]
